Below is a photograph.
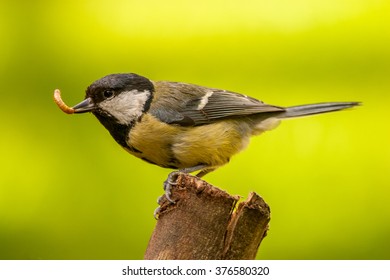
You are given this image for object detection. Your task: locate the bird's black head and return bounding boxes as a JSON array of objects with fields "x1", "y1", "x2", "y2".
[
  {"x1": 72, "y1": 73, "x2": 154, "y2": 125},
  {"x1": 70, "y1": 73, "x2": 154, "y2": 148}
]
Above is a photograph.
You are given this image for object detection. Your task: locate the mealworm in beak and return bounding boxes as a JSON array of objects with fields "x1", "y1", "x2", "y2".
[{"x1": 53, "y1": 89, "x2": 75, "y2": 114}]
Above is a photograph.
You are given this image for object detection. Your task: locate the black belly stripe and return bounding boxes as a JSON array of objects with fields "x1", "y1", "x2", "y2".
[
  {"x1": 141, "y1": 157, "x2": 158, "y2": 166},
  {"x1": 95, "y1": 112, "x2": 183, "y2": 169},
  {"x1": 94, "y1": 113, "x2": 132, "y2": 148},
  {"x1": 166, "y1": 143, "x2": 181, "y2": 169},
  {"x1": 127, "y1": 145, "x2": 142, "y2": 154},
  {"x1": 141, "y1": 157, "x2": 179, "y2": 169},
  {"x1": 94, "y1": 113, "x2": 145, "y2": 154},
  {"x1": 167, "y1": 158, "x2": 180, "y2": 169}
]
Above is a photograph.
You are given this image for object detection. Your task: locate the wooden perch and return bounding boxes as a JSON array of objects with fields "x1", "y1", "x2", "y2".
[{"x1": 144, "y1": 174, "x2": 270, "y2": 260}]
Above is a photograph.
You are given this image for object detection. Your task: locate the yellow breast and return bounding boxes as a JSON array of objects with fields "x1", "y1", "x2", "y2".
[{"x1": 127, "y1": 114, "x2": 251, "y2": 170}]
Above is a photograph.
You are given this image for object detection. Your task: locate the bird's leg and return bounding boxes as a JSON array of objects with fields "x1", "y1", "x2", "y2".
[
  {"x1": 195, "y1": 168, "x2": 216, "y2": 178},
  {"x1": 163, "y1": 165, "x2": 208, "y2": 203},
  {"x1": 154, "y1": 165, "x2": 210, "y2": 219}
]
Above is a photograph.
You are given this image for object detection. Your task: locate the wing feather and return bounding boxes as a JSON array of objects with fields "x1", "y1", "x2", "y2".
[{"x1": 149, "y1": 81, "x2": 285, "y2": 126}]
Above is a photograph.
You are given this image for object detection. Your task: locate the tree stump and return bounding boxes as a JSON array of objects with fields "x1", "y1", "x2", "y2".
[{"x1": 144, "y1": 174, "x2": 270, "y2": 260}]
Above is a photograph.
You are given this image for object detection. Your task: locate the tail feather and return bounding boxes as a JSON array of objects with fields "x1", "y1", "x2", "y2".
[{"x1": 279, "y1": 102, "x2": 360, "y2": 119}]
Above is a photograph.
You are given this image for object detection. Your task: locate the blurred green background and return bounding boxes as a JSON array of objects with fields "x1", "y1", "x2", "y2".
[{"x1": 1, "y1": 0, "x2": 389, "y2": 259}]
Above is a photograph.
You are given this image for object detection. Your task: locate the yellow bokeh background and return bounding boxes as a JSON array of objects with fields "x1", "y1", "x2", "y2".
[{"x1": 1, "y1": 0, "x2": 389, "y2": 259}]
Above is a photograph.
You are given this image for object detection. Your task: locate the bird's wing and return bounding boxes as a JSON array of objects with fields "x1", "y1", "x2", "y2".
[{"x1": 149, "y1": 81, "x2": 285, "y2": 126}]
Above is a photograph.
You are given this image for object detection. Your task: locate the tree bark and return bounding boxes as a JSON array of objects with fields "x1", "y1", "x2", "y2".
[{"x1": 144, "y1": 173, "x2": 270, "y2": 260}]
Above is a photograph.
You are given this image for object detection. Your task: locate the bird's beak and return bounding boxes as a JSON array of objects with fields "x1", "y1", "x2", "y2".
[{"x1": 72, "y1": 97, "x2": 95, "y2": 113}]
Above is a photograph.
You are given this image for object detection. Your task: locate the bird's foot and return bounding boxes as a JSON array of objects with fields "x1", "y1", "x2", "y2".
[
  {"x1": 163, "y1": 171, "x2": 180, "y2": 203},
  {"x1": 153, "y1": 205, "x2": 162, "y2": 220},
  {"x1": 153, "y1": 171, "x2": 181, "y2": 219}
]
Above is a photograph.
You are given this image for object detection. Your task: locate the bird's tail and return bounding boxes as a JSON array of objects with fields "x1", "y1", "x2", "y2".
[{"x1": 278, "y1": 102, "x2": 360, "y2": 119}]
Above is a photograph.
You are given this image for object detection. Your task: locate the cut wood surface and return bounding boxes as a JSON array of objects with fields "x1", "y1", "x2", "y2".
[{"x1": 144, "y1": 173, "x2": 270, "y2": 260}]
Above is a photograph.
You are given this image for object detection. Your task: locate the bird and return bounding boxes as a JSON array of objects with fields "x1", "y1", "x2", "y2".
[{"x1": 57, "y1": 73, "x2": 359, "y2": 203}]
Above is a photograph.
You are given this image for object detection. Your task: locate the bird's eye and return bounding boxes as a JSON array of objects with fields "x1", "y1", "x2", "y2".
[{"x1": 103, "y1": 90, "x2": 114, "y2": 99}]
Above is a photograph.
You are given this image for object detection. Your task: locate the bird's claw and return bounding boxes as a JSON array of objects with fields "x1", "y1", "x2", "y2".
[
  {"x1": 154, "y1": 171, "x2": 181, "y2": 219},
  {"x1": 153, "y1": 206, "x2": 161, "y2": 220},
  {"x1": 163, "y1": 171, "x2": 180, "y2": 203}
]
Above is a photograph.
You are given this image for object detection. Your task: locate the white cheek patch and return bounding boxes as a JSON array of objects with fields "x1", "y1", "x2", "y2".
[{"x1": 99, "y1": 90, "x2": 151, "y2": 125}]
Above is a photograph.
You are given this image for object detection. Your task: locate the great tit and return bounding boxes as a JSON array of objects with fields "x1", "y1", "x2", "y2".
[{"x1": 65, "y1": 73, "x2": 358, "y2": 202}]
